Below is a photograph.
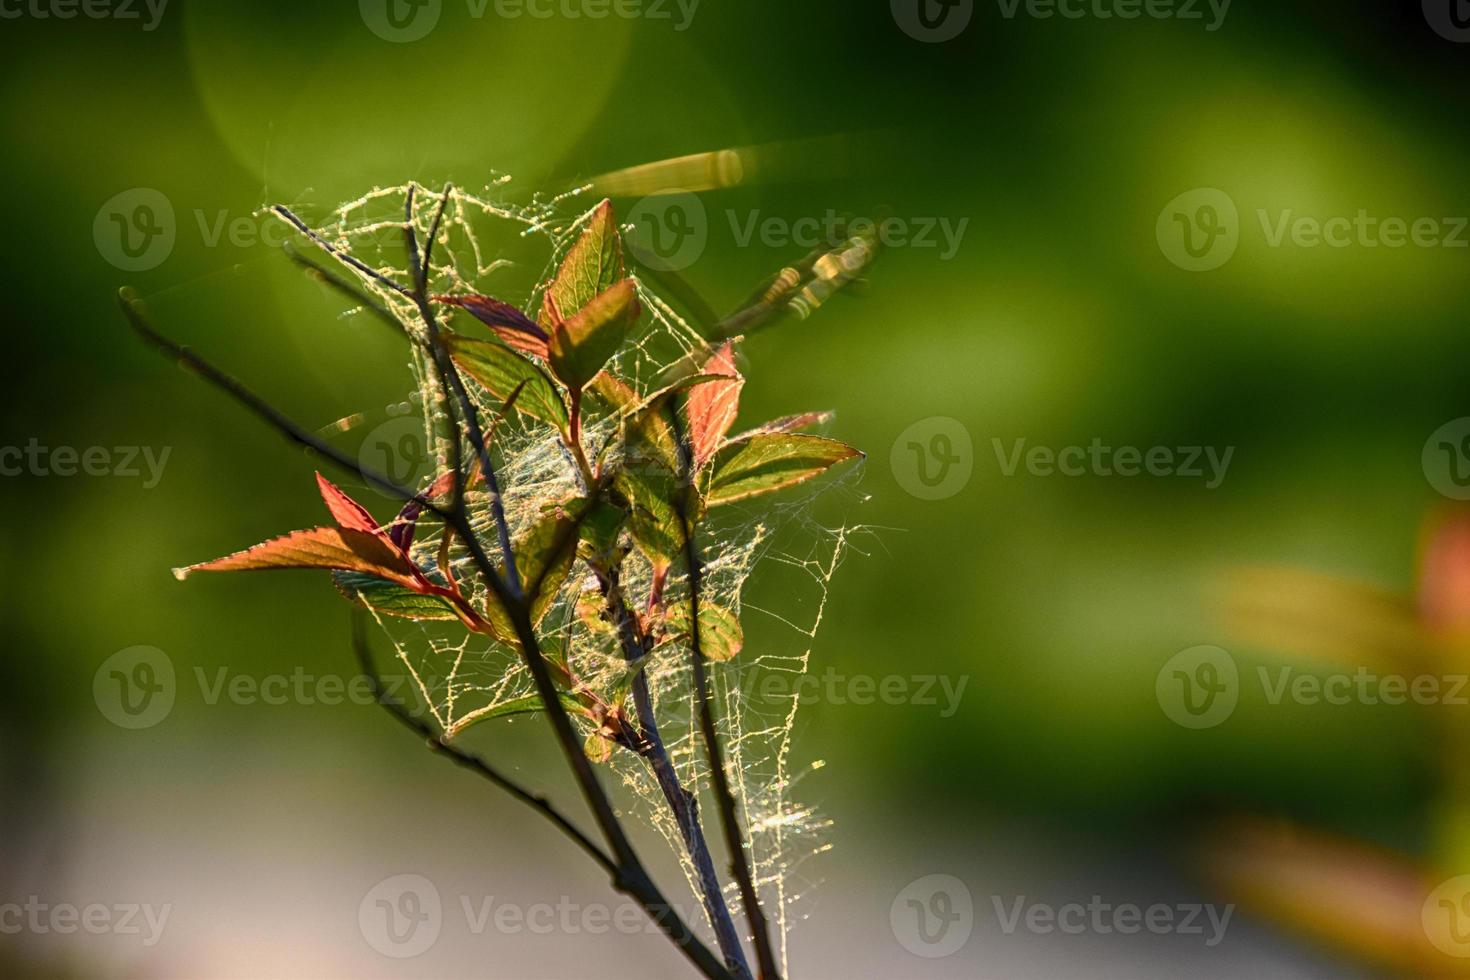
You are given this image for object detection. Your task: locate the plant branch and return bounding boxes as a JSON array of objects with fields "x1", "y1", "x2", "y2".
[
  {"x1": 598, "y1": 565, "x2": 754, "y2": 980},
  {"x1": 271, "y1": 205, "x2": 414, "y2": 299},
  {"x1": 282, "y1": 243, "x2": 411, "y2": 339},
  {"x1": 670, "y1": 412, "x2": 783, "y2": 980},
  {"x1": 350, "y1": 613, "x2": 617, "y2": 876},
  {"x1": 118, "y1": 289, "x2": 429, "y2": 511},
  {"x1": 404, "y1": 185, "x2": 522, "y2": 597}
]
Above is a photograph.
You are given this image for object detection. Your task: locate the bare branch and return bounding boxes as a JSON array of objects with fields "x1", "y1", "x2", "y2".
[
  {"x1": 271, "y1": 205, "x2": 414, "y2": 299},
  {"x1": 118, "y1": 288, "x2": 427, "y2": 510},
  {"x1": 350, "y1": 613, "x2": 617, "y2": 876},
  {"x1": 282, "y1": 242, "x2": 411, "y2": 341},
  {"x1": 404, "y1": 184, "x2": 522, "y2": 597},
  {"x1": 670, "y1": 409, "x2": 784, "y2": 980},
  {"x1": 597, "y1": 566, "x2": 754, "y2": 980}
]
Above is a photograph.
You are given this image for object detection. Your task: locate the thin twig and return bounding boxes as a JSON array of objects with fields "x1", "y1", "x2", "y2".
[
  {"x1": 119, "y1": 288, "x2": 426, "y2": 511},
  {"x1": 670, "y1": 410, "x2": 783, "y2": 980},
  {"x1": 271, "y1": 205, "x2": 414, "y2": 298},
  {"x1": 351, "y1": 613, "x2": 616, "y2": 876},
  {"x1": 404, "y1": 184, "x2": 522, "y2": 597},
  {"x1": 282, "y1": 243, "x2": 410, "y2": 339},
  {"x1": 598, "y1": 566, "x2": 754, "y2": 980}
]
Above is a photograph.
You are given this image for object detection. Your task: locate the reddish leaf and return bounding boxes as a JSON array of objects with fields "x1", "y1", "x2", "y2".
[
  {"x1": 173, "y1": 527, "x2": 422, "y2": 589},
  {"x1": 388, "y1": 465, "x2": 481, "y2": 554},
  {"x1": 316, "y1": 473, "x2": 381, "y2": 535},
  {"x1": 1196, "y1": 816, "x2": 1432, "y2": 974},
  {"x1": 728, "y1": 411, "x2": 832, "y2": 444},
  {"x1": 435, "y1": 295, "x2": 550, "y2": 358},
  {"x1": 1420, "y1": 508, "x2": 1470, "y2": 635},
  {"x1": 685, "y1": 341, "x2": 744, "y2": 471}
]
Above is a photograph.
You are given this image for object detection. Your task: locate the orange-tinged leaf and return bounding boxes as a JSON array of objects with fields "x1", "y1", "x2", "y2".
[
  {"x1": 1196, "y1": 816, "x2": 1444, "y2": 975},
  {"x1": 173, "y1": 527, "x2": 421, "y2": 588},
  {"x1": 316, "y1": 472, "x2": 381, "y2": 535},
  {"x1": 728, "y1": 411, "x2": 833, "y2": 444},
  {"x1": 685, "y1": 341, "x2": 744, "y2": 471},
  {"x1": 388, "y1": 463, "x2": 482, "y2": 554},
  {"x1": 1420, "y1": 507, "x2": 1470, "y2": 638}
]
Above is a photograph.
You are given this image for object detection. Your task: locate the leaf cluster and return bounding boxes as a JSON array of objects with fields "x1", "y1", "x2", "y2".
[{"x1": 175, "y1": 200, "x2": 862, "y2": 757}]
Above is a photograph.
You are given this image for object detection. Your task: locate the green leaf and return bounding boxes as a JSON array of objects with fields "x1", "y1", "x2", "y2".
[
  {"x1": 543, "y1": 199, "x2": 624, "y2": 325},
  {"x1": 332, "y1": 570, "x2": 460, "y2": 622},
  {"x1": 666, "y1": 602, "x2": 744, "y2": 662},
  {"x1": 576, "y1": 588, "x2": 618, "y2": 639},
  {"x1": 616, "y1": 465, "x2": 684, "y2": 574},
  {"x1": 547, "y1": 279, "x2": 639, "y2": 392},
  {"x1": 584, "y1": 729, "x2": 614, "y2": 763},
  {"x1": 587, "y1": 372, "x2": 638, "y2": 413},
  {"x1": 575, "y1": 498, "x2": 627, "y2": 568},
  {"x1": 447, "y1": 332, "x2": 568, "y2": 430},
  {"x1": 515, "y1": 502, "x2": 581, "y2": 626},
  {"x1": 474, "y1": 505, "x2": 579, "y2": 645},
  {"x1": 706, "y1": 434, "x2": 862, "y2": 507},
  {"x1": 445, "y1": 692, "x2": 589, "y2": 740}
]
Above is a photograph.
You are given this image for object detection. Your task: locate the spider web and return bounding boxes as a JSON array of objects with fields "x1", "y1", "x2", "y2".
[{"x1": 270, "y1": 181, "x2": 869, "y2": 970}]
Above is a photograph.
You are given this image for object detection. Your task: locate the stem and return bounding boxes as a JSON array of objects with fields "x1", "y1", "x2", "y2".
[
  {"x1": 404, "y1": 185, "x2": 521, "y2": 597},
  {"x1": 567, "y1": 387, "x2": 597, "y2": 488},
  {"x1": 599, "y1": 566, "x2": 754, "y2": 980},
  {"x1": 669, "y1": 415, "x2": 783, "y2": 980},
  {"x1": 352, "y1": 615, "x2": 617, "y2": 875}
]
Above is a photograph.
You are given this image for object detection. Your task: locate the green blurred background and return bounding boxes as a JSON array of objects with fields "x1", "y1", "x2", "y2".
[{"x1": 4, "y1": 0, "x2": 1470, "y2": 976}]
